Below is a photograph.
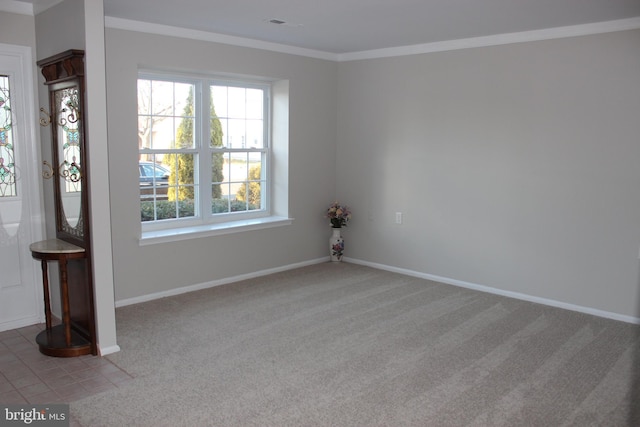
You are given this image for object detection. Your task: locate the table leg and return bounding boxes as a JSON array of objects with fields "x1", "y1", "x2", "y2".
[
  {"x1": 40, "y1": 260, "x2": 52, "y2": 331},
  {"x1": 58, "y1": 257, "x2": 72, "y2": 347}
]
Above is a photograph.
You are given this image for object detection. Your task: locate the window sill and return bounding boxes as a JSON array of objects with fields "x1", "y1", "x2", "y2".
[{"x1": 139, "y1": 216, "x2": 293, "y2": 246}]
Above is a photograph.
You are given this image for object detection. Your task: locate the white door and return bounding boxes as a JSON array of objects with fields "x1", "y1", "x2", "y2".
[{"x1": 0, "y1": 44, "x2": 45, "y2": 332}]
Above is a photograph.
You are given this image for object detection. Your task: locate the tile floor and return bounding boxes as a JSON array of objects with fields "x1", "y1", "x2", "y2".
[{"x1": 0, "y1": 324, "x2": 134, "y2": 426}]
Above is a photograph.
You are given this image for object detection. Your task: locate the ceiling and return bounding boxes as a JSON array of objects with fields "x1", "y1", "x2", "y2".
[{"x1": 14, "y1": 0, "x2": 640, "y2": 55}]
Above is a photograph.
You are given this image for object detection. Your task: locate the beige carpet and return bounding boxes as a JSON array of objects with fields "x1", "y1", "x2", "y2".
[{"x1": 71, "y1": 262, "x2": 640, "y2": 426}]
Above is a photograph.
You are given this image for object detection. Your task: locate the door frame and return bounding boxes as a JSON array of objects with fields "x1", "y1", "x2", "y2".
[{"x1": 0, "y1": 43, "x2": 46, "y2": 331}]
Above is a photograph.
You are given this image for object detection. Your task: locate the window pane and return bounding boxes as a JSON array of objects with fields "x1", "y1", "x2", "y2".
[
  {"x1": 248, "y1": 182, "x2": 262, "y2": 210},
  {"x1": 211, "y1": 188, "x2": 229, "y2": 214},
  {"x1": 211, "y1": 152, "x2": 230, "y2": 214},
  {"x1": 227, "y1": 151, "x2": 246, "y2": 212},
  {"x1": 165, "y1": 188, "x2": 179, "y2": 212},
  {"x1": 229, "y1": 152, "x2": 247, "y2": 182},
  {"x1": 164, "y1": 152, "x2": 196, "y2": 198},
  {"x1": 211, "y1": 85, "x2": 227, "y2": 117},
  {"x1": 210, "y1": 96, "x2": 224, "y2": 149},
  {"x1": 139, "y1": 159, "x2": 170, "y2": 204},
  {"x1": 247, "y1": 152, "x2": 263, "y2": 210},
  {"x1": 139, "y1": 152, "x2": 197, "y2": 220},
  {"x1": 246, "y1": 119, "x2": 263, "y2": 148},
  {"x1": 174, "y1": 83, "x2": 193, "y2": 116},
  {"x1": 141, "y1": 200, "x2": 163, "y2": 221},
  {"x1": 0, "y1": 75, "x2": 16, "y2": 197},
  {"x1": 175, "y1": 117, "x2": 194, "y2": 149},
  {"x1": 138, "y1": 116, "x2": 152, "y2": 149},
  {"x1": 231, "y1": 152, "x2": 262, "y2": 212},
  {"x1": 227, "y1": 119, "x2": 246, "y2": 148},
  {"x1": 177, "y1": 197, "x2": 195, "y2": 219},
  {"x1": 139, "y1": 80, "x2": 196, "y2": 151},
  {"x1": 246, "y1": 88, "x2": 263, "y2": 119},
  {"x1": 137, "y1": 79, "x2": 151, "y2": 115},
  {"x1": 209, "y1": 150, "x2": 265, "y2": 215},
  {"x1": 211, "y1": 151, "x2": 224, "y2": 199},
  {"x1": 227, "y1": 87, "x2": 246, "y2": 118},
  {"x1": 248, "y1": 151, "x2": 262, "y2": 174},
  {"x1": 175, "y1": 83, "x2": 194, "y2": 149},
  {"x1": 211, "y1": 155, "x2": 225, "y2": 184},
  {"x1": 151, "y1": 80, "x2": 174, "y2": 116},
  {"x1": 218, "y1": 118, "x2": 229, "y2": 147}
]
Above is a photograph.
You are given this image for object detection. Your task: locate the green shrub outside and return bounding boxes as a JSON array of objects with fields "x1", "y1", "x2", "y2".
[{"x1": 141, "y1": 199, "x2": 258, "y2": 221}]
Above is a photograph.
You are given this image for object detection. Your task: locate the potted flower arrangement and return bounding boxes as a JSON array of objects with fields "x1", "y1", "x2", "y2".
[
  {"x1": 326, "y1": 201, "x2": 352, "y2": 228},
  {"x1": 326, "y1": 202, "x2": 351, "y2": 261}
]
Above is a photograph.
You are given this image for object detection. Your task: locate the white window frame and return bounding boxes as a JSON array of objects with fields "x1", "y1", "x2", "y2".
[{"x1": 138, "y1": 70, "x2": 291, "y2": 244}]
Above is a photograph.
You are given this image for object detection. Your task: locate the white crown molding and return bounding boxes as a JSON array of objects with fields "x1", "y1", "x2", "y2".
[
  {"x1": 0, "y1": 0, "x2": 63, "y2": 15},
  {"x1": 0, "y1": 0, "x2": 33, "y2": 15},
  {"x1": 16, "y1": 13, "x2": 633, "y2": 62},
  {"x1": 338, "y1": 17, "x2": 640, "y2": 61},
  {"x1": 106, "y1": 15, "x2": 640, "y2": 62},
  {"x1": 104, "y1": 16, "x2": 336, "y2": 61}
]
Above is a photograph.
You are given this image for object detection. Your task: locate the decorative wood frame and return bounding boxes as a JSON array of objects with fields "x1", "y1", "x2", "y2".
[{"x1": 36, "y1": 50, "x2": 96, "y2": 356}]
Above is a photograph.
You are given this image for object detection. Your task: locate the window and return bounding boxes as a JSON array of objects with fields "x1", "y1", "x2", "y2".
[
  {"x1": 138, "y1": 72, "x2": 271, "y2": 234},
  {"x1": 0, "y1": 75, "x2": 16, "y2": 197}
]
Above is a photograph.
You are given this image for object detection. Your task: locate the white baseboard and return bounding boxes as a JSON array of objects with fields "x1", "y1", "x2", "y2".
[
  {"x1": 115, "y1": 257, "x2": 330, "y2": 308},
  {"x1": 99, "y1": 345, "x2": 121, "y2": 356},
  {"x1": 0, "y1": 314, "x2": 43, "y2": 333},
  {"x1": 114, "y1": 255, "x2": 640, "y2": 325},
  {"x1": 344, "y1": 257, "x2": 640, "y2": 325}
]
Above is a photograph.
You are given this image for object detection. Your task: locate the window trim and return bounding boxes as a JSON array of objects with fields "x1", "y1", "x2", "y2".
[
  {"x1": 140, "y1": 215, "x2": 293, "y2": 245},
  {"x1": 138, "y1": 70, "x2": 281, "y2": 239}
]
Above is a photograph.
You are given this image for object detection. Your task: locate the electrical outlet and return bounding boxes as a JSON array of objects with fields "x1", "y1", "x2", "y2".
[{"x1": 395, "y1": 212, "x2": 402, "y2": 224}]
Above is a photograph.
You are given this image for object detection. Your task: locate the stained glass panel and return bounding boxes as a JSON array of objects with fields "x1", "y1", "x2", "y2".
[
  {"x1": 0, "y1": 75, "x2": 15, "y2": 197},
  {"x1": 55, "y1": 87, "x2": 82, "y2": 194}
]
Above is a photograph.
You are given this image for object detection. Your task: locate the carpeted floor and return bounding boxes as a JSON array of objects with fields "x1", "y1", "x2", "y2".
[{"x1": 71, "y1": 262, "x2": 640, "y2": 426}]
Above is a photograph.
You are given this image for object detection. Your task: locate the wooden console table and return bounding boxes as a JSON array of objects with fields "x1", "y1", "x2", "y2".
[{"x1": 30, "y1": 239, "x2": 92, "y2": 357}]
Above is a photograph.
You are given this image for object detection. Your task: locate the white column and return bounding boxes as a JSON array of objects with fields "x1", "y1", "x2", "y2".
[{"x1": 84, "y1": 0, "x2": 119, "y2": 355}]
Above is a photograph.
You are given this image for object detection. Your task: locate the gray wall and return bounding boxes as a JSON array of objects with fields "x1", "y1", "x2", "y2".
[
  {"x1": 105, "y1": 29, "x2": 338, "y2": 301},
  {"x1": 35, "y1": 0, "x2": 86, "y2": 240},
  {"x1": 0, "y1": 12, "x2": 35, "y2": 47},
  {"x1": 337, "y1": 29, "x2": 640, "y2": 319},
  {"x1": 34, "y1": 0, "x2": 85, "y2": 60}
]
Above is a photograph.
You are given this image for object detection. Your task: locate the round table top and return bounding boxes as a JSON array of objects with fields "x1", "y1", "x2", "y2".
[{"x1": 29, "y1": 239, "x2": 85, "y2": 255}]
